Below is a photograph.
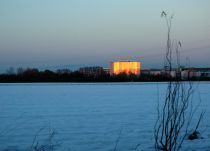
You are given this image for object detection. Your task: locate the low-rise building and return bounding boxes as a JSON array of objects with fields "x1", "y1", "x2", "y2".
[
  {"x1": 181, "y1": 68, "x2": 210, "y2": 79},
  {"x1": 79, "y1": 66, "x2": 104, "y2": 77}
]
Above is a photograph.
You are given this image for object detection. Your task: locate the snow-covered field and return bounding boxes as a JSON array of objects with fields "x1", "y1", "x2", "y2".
[{"x1": 0, "y1": 82, "x2": 209, "y2": 151}]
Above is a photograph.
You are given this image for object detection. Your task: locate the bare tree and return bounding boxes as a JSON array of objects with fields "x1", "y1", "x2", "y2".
[
  {"x1": 154, "y1": 11, "x2": 203, "y2": 151},
  {"x1": 6, "y1": 67, "x2": 15, "y2": 75}
]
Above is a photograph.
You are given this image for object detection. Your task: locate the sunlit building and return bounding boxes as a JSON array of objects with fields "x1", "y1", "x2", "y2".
[{"x1": 110, "y1": 61, "x2": 141, "y2": 75}]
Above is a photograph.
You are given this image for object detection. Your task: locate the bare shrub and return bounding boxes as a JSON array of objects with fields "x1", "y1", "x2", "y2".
[
  {"x1": 154, "y1": 11, "x2": 204, "y2": 151},
  {"x1": 30, "y1": 127, "x2": 61, "y2": 151}
]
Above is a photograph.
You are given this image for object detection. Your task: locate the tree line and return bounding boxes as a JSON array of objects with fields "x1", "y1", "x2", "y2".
[{"x1": 0, "y1": 67, "x2": 209, "y2": 83}]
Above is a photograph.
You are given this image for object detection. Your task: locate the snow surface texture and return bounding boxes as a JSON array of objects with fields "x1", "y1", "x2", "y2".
[{"x1": 0, "y1": 82, "x2": 209, "y2": 151}]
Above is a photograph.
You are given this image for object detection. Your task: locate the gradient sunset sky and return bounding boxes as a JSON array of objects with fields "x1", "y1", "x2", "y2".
[{"x1": 0, "y1": 0, "x2": 209, "y2": 72}]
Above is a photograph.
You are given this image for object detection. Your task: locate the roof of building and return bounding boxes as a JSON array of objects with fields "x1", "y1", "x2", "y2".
[
  {"x1": 182, "y1": 68, "x2": 210, "y2": 71},
  {"x1": 110, "y1": 61, "x2": 140, "y2": 63}
]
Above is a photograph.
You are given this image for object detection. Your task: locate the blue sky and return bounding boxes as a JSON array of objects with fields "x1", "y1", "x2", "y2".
[{"x1": 0, "y1": 0, "x2": 210, "y2": 72}]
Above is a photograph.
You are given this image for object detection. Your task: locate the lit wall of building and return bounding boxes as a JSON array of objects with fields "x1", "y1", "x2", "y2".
[{"x1": 110, "y1": 61, "x2": 141, "y2": 75}]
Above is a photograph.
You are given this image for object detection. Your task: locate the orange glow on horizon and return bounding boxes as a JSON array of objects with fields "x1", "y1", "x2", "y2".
[{"x1": 110, "y1": 61, "x2": 141, "y2": 75}]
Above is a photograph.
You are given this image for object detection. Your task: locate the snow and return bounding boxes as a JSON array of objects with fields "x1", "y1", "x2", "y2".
[{"x1": 0, "y1": 82, "x2": 209, "y2": 151}]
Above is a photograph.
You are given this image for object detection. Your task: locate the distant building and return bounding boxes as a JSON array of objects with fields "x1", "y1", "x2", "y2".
[
  {"x1": 147, "y1": 69, "x2": 162, "y2": 76},
  {"x1": 103, "y1": 68, "x2": 110, "y2": 74},
  {"x1": 181, "y1": 68, "x2": 210, "y2": 79},
  {"x1": 141, "y1": 69, "x2": 179, "y2": 78},
  {"x1": 141, "y1": 67, "x2": 210, "y2": 79},
  {"x1": 110, "y1": 61, "x2": 141, "y2": 75},
  {"x1": 79, "y1": 66, "x2": 104, "y2": 76}
]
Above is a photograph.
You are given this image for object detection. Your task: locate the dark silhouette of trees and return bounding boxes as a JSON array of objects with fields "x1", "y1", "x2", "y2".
[{"x1": 0, "y1": 66, "x2": 209, "y2": 83}]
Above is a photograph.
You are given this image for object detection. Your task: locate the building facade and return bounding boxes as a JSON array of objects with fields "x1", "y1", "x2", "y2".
[
  {"x1": 79, "y1": 66, "x2": 104, "y2": 76},
  {"x1": 181, "y1": 68, "x2": 210, "y2": 79},
  {"x1": 110, "y1": 61, "x2": 141, "y2": 75}
]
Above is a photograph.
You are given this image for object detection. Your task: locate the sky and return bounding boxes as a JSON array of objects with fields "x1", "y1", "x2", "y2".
[{"x1": 0, "y1": 0, "x2": 210, "y2": 72}]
